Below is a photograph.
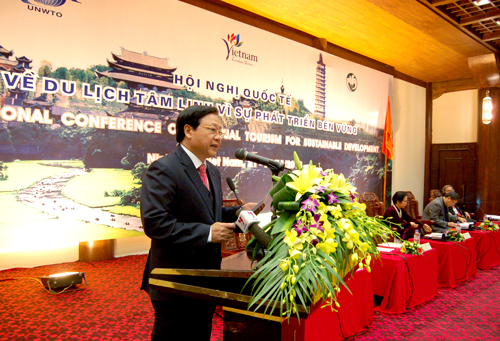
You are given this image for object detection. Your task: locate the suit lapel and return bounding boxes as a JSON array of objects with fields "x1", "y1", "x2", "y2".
[
  {"x1": 176, "y1": 146, "x2": 215, "y2": 220},
  {"x1": 206, "y1": 162, "x2": 221, "y2": 220}
]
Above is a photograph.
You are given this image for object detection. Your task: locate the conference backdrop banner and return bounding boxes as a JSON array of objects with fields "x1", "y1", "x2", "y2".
[{"x1": 0, "y1": 0, "x2": 392, "y2": 251}]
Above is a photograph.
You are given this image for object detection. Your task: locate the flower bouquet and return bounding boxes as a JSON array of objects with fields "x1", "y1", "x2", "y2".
[
  {"x1": 478, "y1": 220, "x2": 499, "y2": 231},
  {"x1": 245, "y1": 153, "x2": 397, "y2": 320},
  {"x1": 400, "y1": 240, "x2": 423, "y2": 255},
  {"x1": 446, "y1": 229, "x2": 465, "y2": 242}
]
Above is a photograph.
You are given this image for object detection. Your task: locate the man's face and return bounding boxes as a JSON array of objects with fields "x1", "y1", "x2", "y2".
[
  {"x1": 184, "y1": 113, "x2": 223, "y2": 161},
  {"x1": 444, "y1": 186, "x2": 454, "y2": 194},
  {"x1": 444, "y1": 196, "x2": 457, "y2": 207}
]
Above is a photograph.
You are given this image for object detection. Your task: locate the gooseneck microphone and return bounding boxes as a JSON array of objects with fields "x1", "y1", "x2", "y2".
[
  {"x1": 226, "y1": 176, "x2": 271, "y2": 248},
  {"x1": 226, "y1": 177, "x2": 244, "y2": 211},
  {"x1": 234, "y1": 149, "x2": 285, "y2": 172}
]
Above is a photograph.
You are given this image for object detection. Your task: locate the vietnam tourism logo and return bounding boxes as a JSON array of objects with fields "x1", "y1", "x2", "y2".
[
  {"x1": 22, "y1": 0, "x2": 81, "y2": 6},
  {"x1": 222, "y1": 33, "x2": 258, "y2": 66},
  {"x1": 223, "y1": 33, "x2": 243, "y2": 60},
  {"x1": 346, "y1": 73, "x2": 357, "y2": 92}
]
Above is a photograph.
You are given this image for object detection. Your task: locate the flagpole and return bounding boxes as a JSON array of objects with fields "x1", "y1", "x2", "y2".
[{"x1": 383, "y1": 153, "x2": 388, "y2": 208}]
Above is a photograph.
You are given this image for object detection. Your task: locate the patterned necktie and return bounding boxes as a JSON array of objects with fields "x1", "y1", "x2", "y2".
[{"x1": 198, "y1": 164, "x2": 210, "y2": 191}]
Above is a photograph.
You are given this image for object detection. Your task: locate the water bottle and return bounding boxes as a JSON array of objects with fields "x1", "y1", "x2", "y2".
[
  {"x1": 414, "y1": 229, "x2": 420, "y2": 244},
  {"x1": 456, "y1": 224, "x2": 461, "y2": 233}
]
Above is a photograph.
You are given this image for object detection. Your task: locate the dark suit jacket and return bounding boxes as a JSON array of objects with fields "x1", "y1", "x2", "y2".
[
  {"x1": 140, "y1": 145, "x2": 238, "y2": 301},
  {"x1": 422, "y1": 197, "x2": 457, "y2": 233}
]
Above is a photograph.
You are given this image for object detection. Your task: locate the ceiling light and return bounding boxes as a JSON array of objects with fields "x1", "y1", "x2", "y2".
[
  {"x1": 474, "y1": 0, "x2": 491, "y2": 6},
  {"x1": 482, "y1": 90, "x2": 492, "y2": 124}
]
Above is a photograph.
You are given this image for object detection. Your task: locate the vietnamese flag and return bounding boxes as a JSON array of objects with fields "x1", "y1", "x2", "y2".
[{"x1": 382, "y1": 96, "x2": 393, "y2": 160}]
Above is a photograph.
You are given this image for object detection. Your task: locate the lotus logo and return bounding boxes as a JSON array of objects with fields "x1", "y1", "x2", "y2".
[
  {"x1": 346, "y1": 73, "x2": 357, "y2": 92},
  {"x1": 222, "y1": 33, "x2": 243, "y2": 61},
  {"x1": 22, "y1": 0, "x2": 81, "y2": 6}
]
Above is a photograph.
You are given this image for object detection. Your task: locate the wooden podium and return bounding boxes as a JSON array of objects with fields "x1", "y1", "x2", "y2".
[
  {"x1": 149, "y1": 251, "x2": 373, "y2": 341},
  {"x1": 149, "y1": 251, "x2": 310, "y2": 341}
]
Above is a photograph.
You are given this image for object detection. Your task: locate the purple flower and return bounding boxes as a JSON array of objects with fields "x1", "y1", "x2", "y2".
[
  {"x1": 314, "y1": 185, "x2": 326, "y2": 193},
  {"x1": 301, "y1": 197, "x2": 319, "y2": 213},
  {"x1": 350, "y1": 192, "x2": 356, "y2": 202},
  {"x1": 294, "y1": 225, "x2": 309, "y2": 236},
  {"x1": 310, "y1": 236, "x2": 319, "y2": 246},
  {"x1": 292, "y1": 220, "x2": 303, "y2": 229},
  {"x1": 308, "y1": 214, "x2": 325, "y2": 233},
  {"x1": 327, "y1": 193, "x2": 340, "y2": 204},
  {"x1": 320, "y1": 171, "x2": 329, "y2": 176}
]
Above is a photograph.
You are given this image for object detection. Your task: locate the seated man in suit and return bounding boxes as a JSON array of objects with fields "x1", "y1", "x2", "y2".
[
  {"x1": 422, "y1": 190, "x2": 460, "y2": 233},
  {"x1": 442, "y1": 185, "x2": 476, "y2": 223}
]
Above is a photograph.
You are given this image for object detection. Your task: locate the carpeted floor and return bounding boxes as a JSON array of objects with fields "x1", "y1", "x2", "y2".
[{"x1": 0, "y1": 254, "x2": 498, "y2": 341}]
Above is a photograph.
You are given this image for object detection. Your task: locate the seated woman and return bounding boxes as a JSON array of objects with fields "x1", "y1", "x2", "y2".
[{"x1": 384, "y1": 191, "x2": 432, "y2": 240}]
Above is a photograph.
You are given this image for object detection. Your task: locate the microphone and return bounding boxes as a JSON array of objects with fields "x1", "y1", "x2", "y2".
[
  {"x1": 235, "y1": 149, "x2": 285, "y2": 172},
  {"x1": 226, "y1": 177, "x2": 244, "y2": 213},
  {"x1": 226, "y1": 176, "x2": 271, "y2": 248}
]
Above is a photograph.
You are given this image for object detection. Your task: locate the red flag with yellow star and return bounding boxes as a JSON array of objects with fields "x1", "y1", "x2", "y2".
[{"x1": 382, "y1": 97, "x2": 393, "y2": 160}]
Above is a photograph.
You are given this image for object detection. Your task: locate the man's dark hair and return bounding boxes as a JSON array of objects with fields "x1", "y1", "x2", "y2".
[
  {"x1": 392, "y1": 191, "x2": 408, "y2": 205},
  {"x1": 444, "y1": 190, "x2": 459, "y2": 200},
  {"x1": 442, "y1": 185, "x2": 453, "y2": 195},
  {"x1": 176, "y1": 105, "x2": 218, "y2": 143}
]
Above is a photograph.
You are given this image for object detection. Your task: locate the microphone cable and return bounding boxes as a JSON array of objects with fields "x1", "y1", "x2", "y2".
[
  {"x1": 475, "y1": 232, "x2": 492, "y2": 266},
  {"x1": 392, "y1": 253, "x2": 415, "y2": 308},
  {"x1": 451, "y1": 241, "x2": 472, "y2": 283}
]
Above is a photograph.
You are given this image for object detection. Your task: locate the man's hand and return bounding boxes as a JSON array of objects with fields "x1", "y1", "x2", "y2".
[
  {"x1": 458, "y1": 217, "x2": 467, "y2": 223},
  {"x1": 410, "y1": 222, "x2": 419, "y2": 228},
  {"x1": 242, "y1": 202, "x2": 265, "y2": 215},
  {"x1": 211, "y1": 222, "x2": 236, "y2": 243},
  {"x1": 465, "y1": 212, "x2": 471, "y2": 219},
  {"x1": 447, "y1": 221, "x2": 456, "y2": 228},
  {"x1": 423, "y1": 224, "x2": 432, "y2": 233}
]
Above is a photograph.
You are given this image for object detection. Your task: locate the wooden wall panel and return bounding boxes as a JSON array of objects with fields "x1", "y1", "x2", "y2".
[
  {"x1": 430, "y1": 143, "x2": 476, "y2": 214},
  {"x1": 477, "y1": 88, "x2": 500, "y2": 219}
]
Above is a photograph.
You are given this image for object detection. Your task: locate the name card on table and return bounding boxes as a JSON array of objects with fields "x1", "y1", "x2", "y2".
[
  {"x1": 463, "y1": 232, "x2": 472, "y2": 239},
  {"x1": 377, "y1": 246, "x2": 396, "y2": 253},
  {"x1": 421, "y1": 243, "x2": 432, "y2": 251}
]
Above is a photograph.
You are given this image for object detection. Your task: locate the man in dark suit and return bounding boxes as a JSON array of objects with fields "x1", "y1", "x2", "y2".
[
  {"x1": 442, "y1": 185, "x2": 475, "y2": 223},
  {"x1": 422, "y1": 191, "x2": 460, "y2": 233},
  {"x1": 140, "y1": 105, "x2": 258, "y2": 340}
]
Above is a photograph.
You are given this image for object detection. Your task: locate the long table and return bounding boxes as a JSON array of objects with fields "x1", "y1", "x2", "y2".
[
  {"x1": 283, "y1": 268, "x2": 373, "y2": 341},
  {"x1": 221, "y1": 252, "x2": 373, "y2": 341},
  {"x1": 422, "y1": 237, "x2": 477, "y2": 288},
  {"x1": 370, "y1": 248, "x2": 438, "y2": 314},
  {"x1": 466, "y1": 229, "x2": 500, "y2": 270}
]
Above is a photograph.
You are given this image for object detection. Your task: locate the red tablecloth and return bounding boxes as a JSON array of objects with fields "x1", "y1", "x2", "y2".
[
  {"x1": 423, "y1": 237, "x2": 477, "y2": 288},
  {"x1": 370, "y1": 248, "x2": 438, "y2": 314},
  {"x1": 283, "y1": 268, "x2": 373, "y2": 341},
  {"x1": 465, "y1": 230, "x2": 500, "y2": 270}
]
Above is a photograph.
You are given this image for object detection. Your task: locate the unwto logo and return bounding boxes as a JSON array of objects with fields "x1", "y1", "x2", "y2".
[
  {"x1": 22, "y1": 0, "x2": 81, "y2": 6},
  {"x1": 222, "y1": 33, "x2": 258, "y2": 66},
  {"x1": 23, "y1": 0, "x2": 81, "y2": 17}
]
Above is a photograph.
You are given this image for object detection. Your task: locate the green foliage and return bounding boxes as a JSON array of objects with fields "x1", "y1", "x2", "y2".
[
  {"x1": 131, "y1": 162, "x2": 148, "y2": 183},
  {"x1": 119, "y1": 187, "x2": 141, "y2": 206},
  {"x1": 104, "y1": 187, "x2": 141, "y2": 206},
  {"x1": 0, "y1": 161, "x2": 8, "y2": 180},
  {"x1": 53, "y1": 67, "x2": 69, "y2": 80},
  {"x1": 38, "y1": 61, "x2": 53, "y2": 78},
  {"x1": 121, "y1": 145, "x2": 148, "y2": 170}
]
